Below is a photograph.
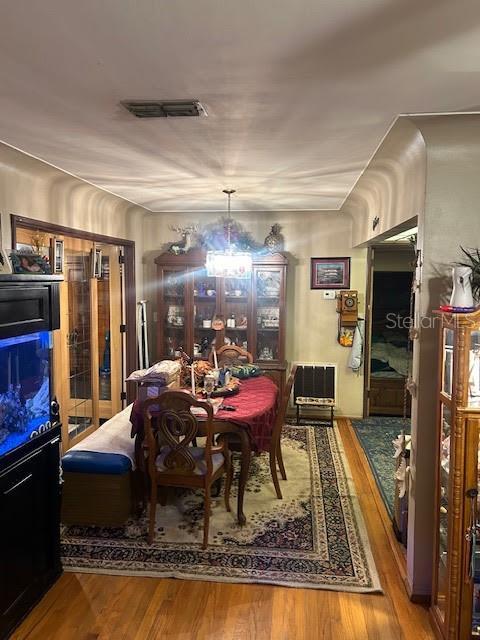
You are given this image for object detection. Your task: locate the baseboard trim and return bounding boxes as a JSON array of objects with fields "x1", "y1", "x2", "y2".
[{"x1": 404, "y1": 576, "x2": 432, "y2": 605}]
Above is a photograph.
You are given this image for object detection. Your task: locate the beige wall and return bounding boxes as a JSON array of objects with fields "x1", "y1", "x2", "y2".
[
  {"x1": 144, "y1": 210, "x2": 367, "y2": 417},
  {"x1": 405, "y1": 114, "x2": 480, "y2": 595},
  {"x1": 342, "y1": 117, "x2": 426, "y2": 247},
  {"x1": 373, "y1": 247, "x2": 415, "y2": 272},
  {"x1": 0, "y1": 142, "x2": 148, "y2": 295},
  {"x1": 347, "y1": 113, "x2": 480, "y2": 597}
]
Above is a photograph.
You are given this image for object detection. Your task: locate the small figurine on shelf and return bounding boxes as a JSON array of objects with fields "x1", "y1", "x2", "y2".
[
  {"x1": 237, "y1": 315, "x2": 248, "y2": 328},
  {"x1": 200, "y1": 337, "x2": 210, "y2": 356},
  {"x1": 259, "y1": 346, "x2": 274, "y2": 360}
]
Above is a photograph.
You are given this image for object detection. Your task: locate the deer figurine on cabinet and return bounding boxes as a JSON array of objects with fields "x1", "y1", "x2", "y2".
[{"x1": 168, "y1": 225, "x2": 198, "y2": 255}]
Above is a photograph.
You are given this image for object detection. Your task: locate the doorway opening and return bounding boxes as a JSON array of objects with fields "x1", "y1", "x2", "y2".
[{"x1": 353, "y1": 225, "x2": 417, "y2": 546}]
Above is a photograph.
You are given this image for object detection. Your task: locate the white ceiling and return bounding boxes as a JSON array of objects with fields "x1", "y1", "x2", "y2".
[{"x1": 1, "y1": 0, "x2": 480, "y2": 212}]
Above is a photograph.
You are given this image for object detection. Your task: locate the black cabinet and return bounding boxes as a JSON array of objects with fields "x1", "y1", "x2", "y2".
[
  {"x1": 0, "y1": 428, "x2": 62, "y2": 640},
  {"x1": 0, "y1": 275, "x2": 61, "y2": 339}
]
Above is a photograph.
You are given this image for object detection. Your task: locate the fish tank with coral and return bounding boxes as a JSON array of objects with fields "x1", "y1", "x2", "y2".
[{"x1": 0, "y1": 331, "x2": 53, "y2": 458}]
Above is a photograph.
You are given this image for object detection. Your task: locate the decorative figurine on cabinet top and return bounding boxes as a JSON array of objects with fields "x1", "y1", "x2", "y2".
[
  {"x1": 264, "y1": 224, "x2": 284, "y2": 253},
  {"x1": 168, "y1": 224, "x2": 198, "y2": 255},
  {"x1": 450, "y1": 266, "x2": 474, "y2": 309}
]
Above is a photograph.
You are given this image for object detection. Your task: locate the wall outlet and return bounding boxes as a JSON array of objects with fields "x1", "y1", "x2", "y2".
[{"x1": 323, "y1": 291, "x2": 336, "y2": 300}]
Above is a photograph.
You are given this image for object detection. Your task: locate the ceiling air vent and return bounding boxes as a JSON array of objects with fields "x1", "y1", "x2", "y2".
[{"x1": 121, "y1": 99, "x2": 207, "y2": 118}]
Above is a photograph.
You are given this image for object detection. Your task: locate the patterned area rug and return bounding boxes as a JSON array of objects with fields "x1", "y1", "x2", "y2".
[
  {"x1": 350, "y1": 417, "x2": 410, "y2": 517},
  {"x1": 61, "y1": 425, "x2": 381, "y2": 592}
]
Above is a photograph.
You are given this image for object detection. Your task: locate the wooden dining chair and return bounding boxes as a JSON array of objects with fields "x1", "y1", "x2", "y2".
[
  {"x1": 209, "y1": 344, "x2": 253, "y2": 367},
  {"x1": 269, "y1": 364, "x2": 297, "y2": 499},
  {"x1": 142, "y1": 391, "x2": 233, "y2": 548}
]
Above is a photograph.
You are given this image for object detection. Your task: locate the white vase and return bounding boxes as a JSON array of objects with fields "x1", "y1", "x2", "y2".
[{"x1": 450, "y1": 266, "x2": 474, "y2": 308}]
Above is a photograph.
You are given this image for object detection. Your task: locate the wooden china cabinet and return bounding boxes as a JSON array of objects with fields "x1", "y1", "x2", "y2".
[
  {"x1": 154, "y1": 248, "x2": 288, "y2": 395},
  {"x1": 431, "y1": 308, "x2": 480, "y2": 639}
]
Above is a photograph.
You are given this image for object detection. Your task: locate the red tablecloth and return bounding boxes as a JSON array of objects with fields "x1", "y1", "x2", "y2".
[{"x1": 130, "y1": 375, "x2": 279, "y2": 452}]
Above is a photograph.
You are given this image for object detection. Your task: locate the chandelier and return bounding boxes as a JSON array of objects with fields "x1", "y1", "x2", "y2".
[{"x1": 205, "y1": 189, "x2": 252, "y2": 278}]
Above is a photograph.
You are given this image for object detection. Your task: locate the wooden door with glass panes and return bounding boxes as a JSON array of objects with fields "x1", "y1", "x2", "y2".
[
  {"x1": 431, "y1": 311, "x2": 480, "y2": 640},
  {"x1": 95, "y1": 244, "x2": 122, "y2": 422},
  {"x1": 14, "y1": 224, "x2": 126, "y2": 450}
]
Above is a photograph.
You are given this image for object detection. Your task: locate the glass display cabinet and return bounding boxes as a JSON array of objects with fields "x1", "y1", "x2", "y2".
[
  {"x1": 155, "y1": 248, "x2": 288, "y2": 394},
  {"x1": 431, "y1": 309, "x2": 480, "y2": 639}
]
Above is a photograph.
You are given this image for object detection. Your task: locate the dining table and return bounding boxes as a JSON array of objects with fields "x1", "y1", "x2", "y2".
[{"x1": 129, "y1": 375, "x2": 279, "y2": 525}]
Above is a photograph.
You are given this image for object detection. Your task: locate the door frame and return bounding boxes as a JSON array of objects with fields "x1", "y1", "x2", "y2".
[
  {"x1": 363, "y1": 246, "x2": 375, "y2": 418},
  {"x1": 10, "y1": 215, "x2": 137, "y2": 402}
]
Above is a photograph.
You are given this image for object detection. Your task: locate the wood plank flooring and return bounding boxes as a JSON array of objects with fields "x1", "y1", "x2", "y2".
[{"x1": 12, "y1": 419, "x2": 434, "y2": 640}]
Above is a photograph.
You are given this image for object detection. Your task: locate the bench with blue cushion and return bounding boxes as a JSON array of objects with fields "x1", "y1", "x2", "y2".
[{"x1": 61, "y1": 406, "x2": 137, "y2": 527}]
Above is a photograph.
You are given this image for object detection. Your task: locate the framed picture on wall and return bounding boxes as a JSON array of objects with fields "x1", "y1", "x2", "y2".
[{"x1": 310, "y1": 257, "x2": 350, "y2": 289}]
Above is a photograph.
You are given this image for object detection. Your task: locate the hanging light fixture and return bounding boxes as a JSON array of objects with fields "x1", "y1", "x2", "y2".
[{"x1": 205, "y1": 189, "x2": 252, "y2": 278}]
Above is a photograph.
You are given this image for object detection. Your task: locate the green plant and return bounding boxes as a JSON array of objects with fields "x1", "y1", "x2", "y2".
[
  {"x1": 197, "y1": 216, "x2": 260, "y2": 252},
  {"x1": 458, "y1": 246, "x2": 480, "y2": 300}
]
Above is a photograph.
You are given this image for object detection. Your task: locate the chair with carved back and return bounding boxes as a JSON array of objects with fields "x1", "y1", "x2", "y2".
[
  {"x1": 208, "y1": 344, "x2": 253, "y2": 367},
  {"x1": 269, "y1": 364, "x2": 297, "y2": 499},
  {"x1": 142, "y1": 391, "x2": 233, "y2": 548}
]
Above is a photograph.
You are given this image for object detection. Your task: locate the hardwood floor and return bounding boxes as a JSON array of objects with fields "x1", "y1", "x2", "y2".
[{"x1": 12, "y1": 419, "x2": 434, "y2": 640}]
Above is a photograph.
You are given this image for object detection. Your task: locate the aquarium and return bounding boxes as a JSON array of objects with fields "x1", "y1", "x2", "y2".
[{"x1": 0, "y1": 331, "x2": 53, "y2": 458}]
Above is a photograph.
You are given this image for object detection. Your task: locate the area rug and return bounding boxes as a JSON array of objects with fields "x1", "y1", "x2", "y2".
[
  {"x1": 350, "y1": 417, "x2": 410, "y2": 517},
  {"x1": 61, "y1": 425, "x2": 381, "y2": 593}
]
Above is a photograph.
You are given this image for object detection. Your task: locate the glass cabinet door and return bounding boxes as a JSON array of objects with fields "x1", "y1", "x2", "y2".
[
  {"x1": 64, "y1": 238, "x2": 94, "y2": 440},
  {"x1": 443, "y1": 328, "x2": 454, "y2": 398},
  {"x1": 435, "y1": 402, "x2": 452, "y2": 624},
  {"x1": 95, "y1": 243, "x2": 122, "y2": 422},
  {"x1": 254, "y1": 267, "x2": 282, "y2": 362},
  {"x1": 161, "y1": 269, "x2": 187, "y2": 358},
  {"x1": 193, "y1": 269, "x2": 217, "y2": 360},
  {"x1": 224, "y1": 277, "x2": 250, "y2": 352},
  {"x1": 469, "y1": 330, "x2": 480, "y2": 408},
  {"x1": 465, "y1": 416, "x2": 480, "y2": 639}
]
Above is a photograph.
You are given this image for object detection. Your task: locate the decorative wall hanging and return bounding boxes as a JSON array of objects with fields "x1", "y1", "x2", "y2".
[
  {"x1": 310, "y1": 257, "x2": 350, "y2": 290},
  {"x1": 336, "y1": 290, "x2": 359, "y2": 347}
]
